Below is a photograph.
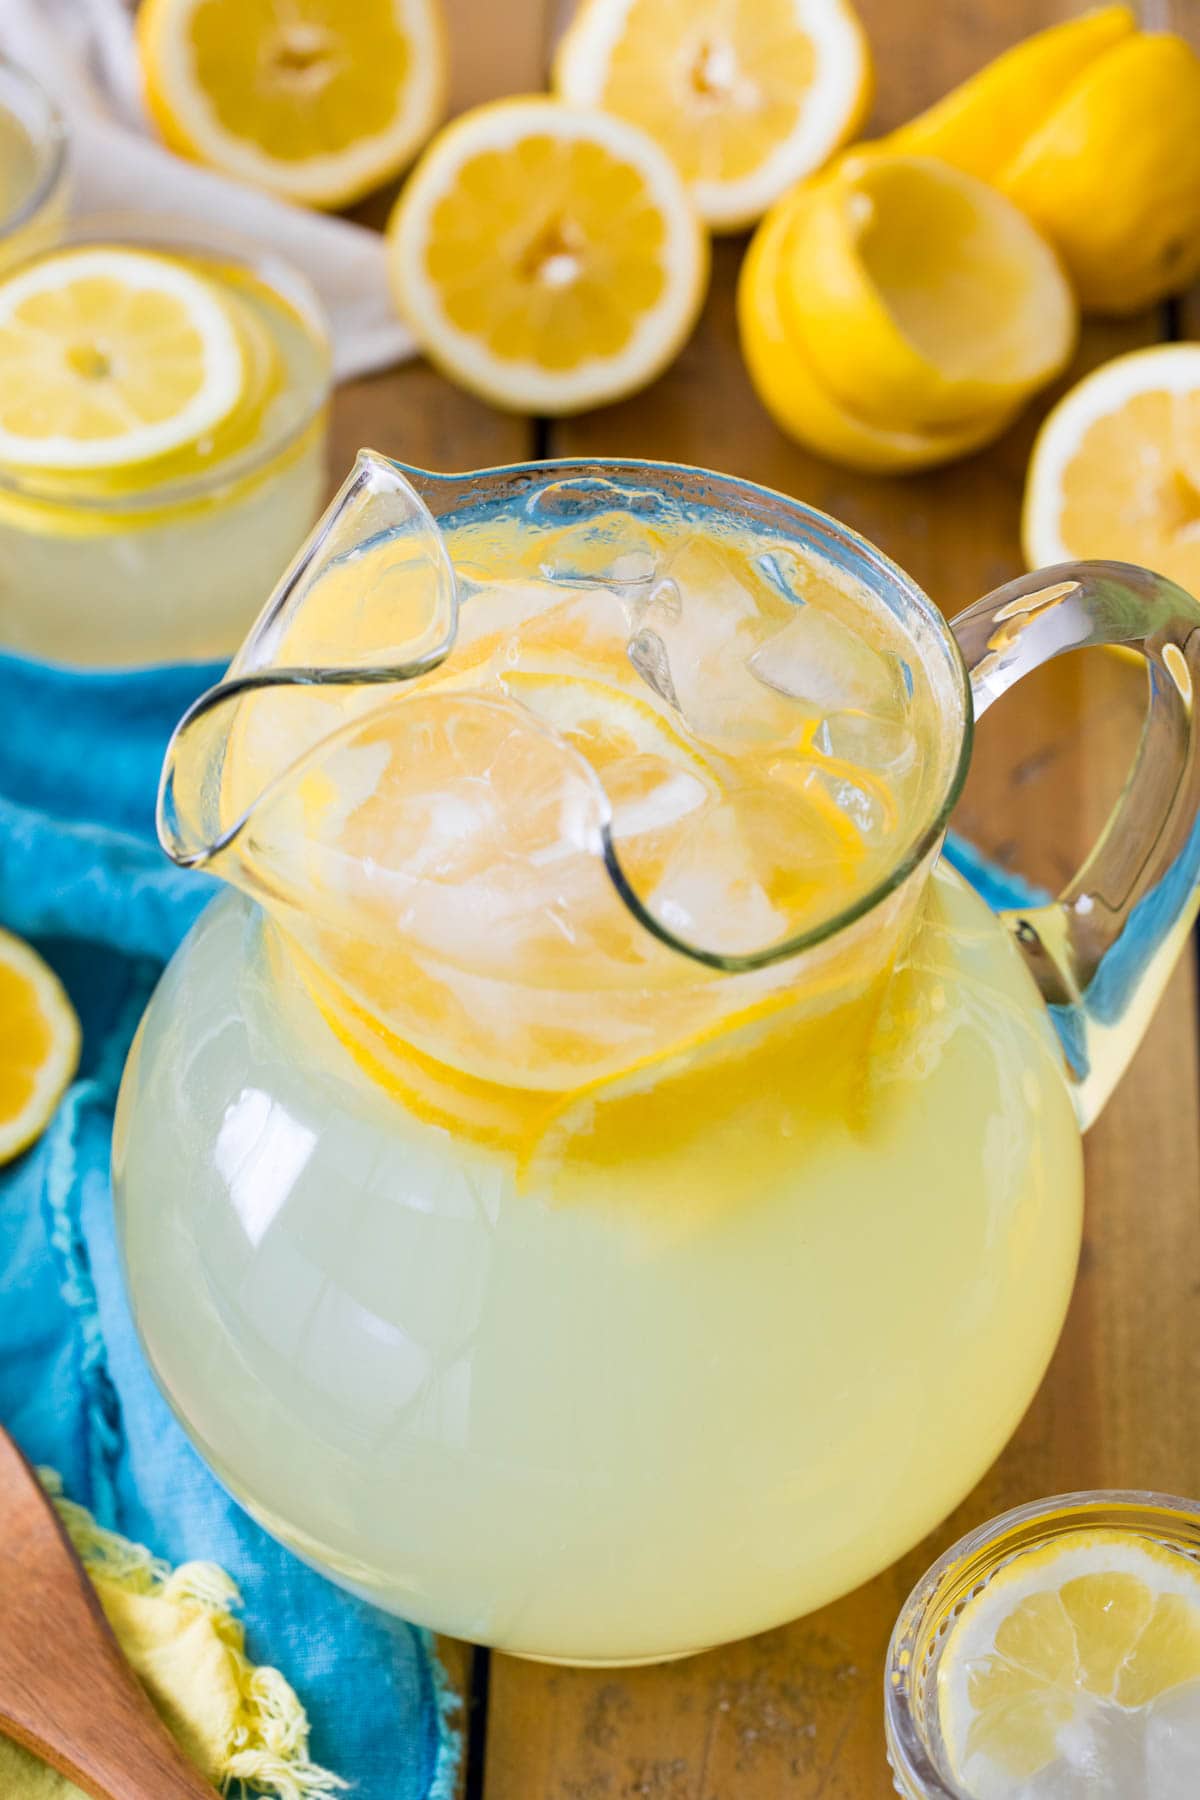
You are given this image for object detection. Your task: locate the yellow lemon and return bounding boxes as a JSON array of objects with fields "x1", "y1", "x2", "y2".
[
  {"x1": 0, "y1": 246, "x2": 246, "y2": 472},
  {"x1": 779, "y1": 151, "x2": 1076, "y2": 430},
  {"x1": 738, "y1": 191, "x2": 1021, "y2": 473},
  {"x1": 137, "y1": 0, "x2": 446, "y2": 208},
  {"x1": 937, "y1": 1528, "x2": 1200, "y2": 1797},
  {"x1": 387, "y1": 98, "x2": 708, "y2": 415},
  {"x1": 0, "y1": 930, "x2": 80, "y2": 1164},
  {"x1": 885, "y1": 5, "x2": 1136, "y2": 182},
  {"x1": 552, "y1": 0, "x2": 871, "y2": 232},
  {"x1": 1022, "y1": 343, "x2": 1200, "y2": 597},
  {"x1": 999, "y1": 32, "x2": 1200, "y2": 315}
]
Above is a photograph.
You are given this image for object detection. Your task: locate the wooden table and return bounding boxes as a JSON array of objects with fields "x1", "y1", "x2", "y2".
[{"x1": 336, "y1": 2, "x2": 1200, "y2": 1792}]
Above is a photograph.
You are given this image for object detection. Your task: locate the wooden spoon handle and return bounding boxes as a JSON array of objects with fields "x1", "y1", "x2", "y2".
[{"x1": 0, "y1": 1435, "x2": 216, "y2": 1799}]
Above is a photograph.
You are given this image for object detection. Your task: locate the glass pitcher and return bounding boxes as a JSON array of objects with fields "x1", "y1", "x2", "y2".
[{"x1": 113, "y1": 451, "x2": 1200, "y2": 1666}]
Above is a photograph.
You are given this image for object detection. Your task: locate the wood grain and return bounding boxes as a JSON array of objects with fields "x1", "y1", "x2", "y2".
[
  {"x1": 478, "y1": 1, "x2": 1200, "y2": 1795},
  {"x1": 0, "y1": 1427, "x2": 216, "y2": 1800}
]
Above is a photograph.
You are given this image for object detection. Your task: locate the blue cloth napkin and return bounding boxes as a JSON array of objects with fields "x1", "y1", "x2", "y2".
[
  {"x1": 0, "y1": 655, "x2": 461, "y2": 1800},
  {"x1": 0, "y1": 651, "x2": 1042, "y2": 1797}
]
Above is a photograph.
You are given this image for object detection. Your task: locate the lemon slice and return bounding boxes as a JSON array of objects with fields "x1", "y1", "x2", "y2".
[
  {"x1": 0, "y1": 929, "x2": 80, "y2": 1164},
  {"x1": 387, "y1": 97, "x2": 709, "y2": 415},
  {"x1": 552, "y1": 0, "x2": 871, "y2": 232},
  {"x1": 0, "y1": 247, "x2": 245, "y2": 472},
  {"x1": 1022, "y1": 344, "x2": 1200, "y2": 595},
  {"x1": 937, "y1": 1528, "x2": 1200, "y2": 1797},
  {"x1": 779, "y1": 152, "x2": 1077, "y2": 431},
  {"x1": 137, "y1": 0, "x2": 446, "y2": 208},
  {"x1": 500, "y1": 667, "x2": 718, "y2": 845},
  {"x1": 738, "y1": 191, "x2": 1020, "y2": 473}
]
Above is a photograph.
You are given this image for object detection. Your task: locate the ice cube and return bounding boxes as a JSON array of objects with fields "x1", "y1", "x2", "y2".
[
  {"x1": 1145, "y1": 1680, "x2": 1200, "y2": 1800},
  {"x1": 809, "y1": 766, "x2": 888, "y2": 840},
  {"x1": 647, "y1": 804, "x2": 789, "y2": 957},
  {"x1": 815, "y1": 710, "x2": 919, "y2": 780},
  {"x1": 535, "y1": 512, "x2": 662, "y2": 594},
  {"x1": 748, "y1": 605, "x2": 907, "y2": 717}
]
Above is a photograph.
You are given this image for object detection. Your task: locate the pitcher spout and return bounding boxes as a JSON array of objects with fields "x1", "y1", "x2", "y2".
[{"x1": 157, "y1": 449, "x2": 459, "y2": 872}]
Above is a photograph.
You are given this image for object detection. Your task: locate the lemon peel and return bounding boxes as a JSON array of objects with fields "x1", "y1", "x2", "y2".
[
  {"x1": 778, "y1": 151, "x2": 1076, "y2": 431},
  {"x1": 738, "y1": 190, "x2": 1021, "y2": 473}
]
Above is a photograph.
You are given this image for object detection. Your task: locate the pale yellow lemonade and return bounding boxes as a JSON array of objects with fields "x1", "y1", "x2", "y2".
[
  {"x1": 0, "y1": 233, "x2": 329, "y2": 665},
  {"x1": 114, "y1": 509, "x2": 1083, "y2": 1662}
]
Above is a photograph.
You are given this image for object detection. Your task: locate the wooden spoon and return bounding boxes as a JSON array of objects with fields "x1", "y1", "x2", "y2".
[{"x1": 0, "y1": 1423, "x2": 216, "y2": 1798}]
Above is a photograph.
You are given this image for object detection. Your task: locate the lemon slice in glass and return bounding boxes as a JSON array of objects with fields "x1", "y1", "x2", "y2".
[
  {"x1": 937, "y1": 1528, "x2": 1200, "y2": 1798},
  {"x1": 0, "y1": 246, "x2": 246, "y2": 472}
]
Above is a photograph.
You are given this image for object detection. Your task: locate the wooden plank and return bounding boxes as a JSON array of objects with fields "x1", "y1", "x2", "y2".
[{"x1": 481, "y1": 2, "x2": 1200, "y2": 1796}]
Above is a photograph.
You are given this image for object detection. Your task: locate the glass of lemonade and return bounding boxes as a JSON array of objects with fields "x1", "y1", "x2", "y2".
[
  {"x1": 113, "y1": 455, "x2": 1200, "y2": 1664},
  {"x1": 0, "y1": 218, "x2": 330, "y2": 667},
  {"x1": 886, "y1": 1491, "x2": 1200, "y2": 1799},
  {"x1": 0, "y1": 56, "x2": 67, "y2": 271}
]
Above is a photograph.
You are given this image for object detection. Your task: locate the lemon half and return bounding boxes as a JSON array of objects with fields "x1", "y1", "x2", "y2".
[
  {"x1": 553, "y1": 0, "x2": 871, "y2": 231},
  {"x1": 738, "y1": 191, "x2": 1021, "y2": 473},
  {"x1": 0, "y1": 930, "x2": 80, "y2": 1165},
  {"x1": 387, "y1": 98, "x2": 709, "y2": 415},
  {"x1": 138, "y1": 0, "x2": 446, "y2": 208},
  {"x1": 1023, "y1": 343, "x2": 1200, "y2": 596},
  {"x1": 780, "y1": 152, "x2": 1077, "y2": 430}
]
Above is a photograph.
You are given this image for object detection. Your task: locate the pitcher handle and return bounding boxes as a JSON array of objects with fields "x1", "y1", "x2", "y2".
[{"x1": 950, "y1": 560, "x2": 1200, "y2": 1130}]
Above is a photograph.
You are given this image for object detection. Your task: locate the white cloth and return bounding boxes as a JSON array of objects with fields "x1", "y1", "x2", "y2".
[{"x1": 0, "y1": 0, "x2": 416, "y2": 380}]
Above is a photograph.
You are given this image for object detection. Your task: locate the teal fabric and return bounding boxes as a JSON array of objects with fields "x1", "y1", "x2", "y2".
[
  {"x1": 0, "y1": 654, "x2": 461, "y2": 1800},
  {"x1": 0, "y1": 651, "x2": 1042, "y2": 1795}
]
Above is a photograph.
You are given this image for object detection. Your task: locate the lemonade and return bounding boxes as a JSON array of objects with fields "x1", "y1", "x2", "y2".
[
  {"x1": 113, "y1": 470, "x2": 1085, "y2": 1663},
  {"x1": 887, "y1": 1494, "x2": 1200, "y2": 1798},
  {"x1": 0, "y1": 223, "x2": 330, "y2": 667},
  {"x1": 0, "y1": 58, "x2": 67, "y2": 271}
]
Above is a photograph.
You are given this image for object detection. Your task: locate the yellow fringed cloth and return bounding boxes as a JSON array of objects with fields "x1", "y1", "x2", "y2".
[{"x1": 1, "y1": 1475, "x2": 345, "y2": 1799}]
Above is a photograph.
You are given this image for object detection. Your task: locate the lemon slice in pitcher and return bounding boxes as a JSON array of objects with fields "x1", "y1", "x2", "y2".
[
  {"x1": 937, "y1": 1528, "x2": 1200, "y2": 1797},
  {"x1": 0, "y1": 246, "x2": 245, "y2": 472}
]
